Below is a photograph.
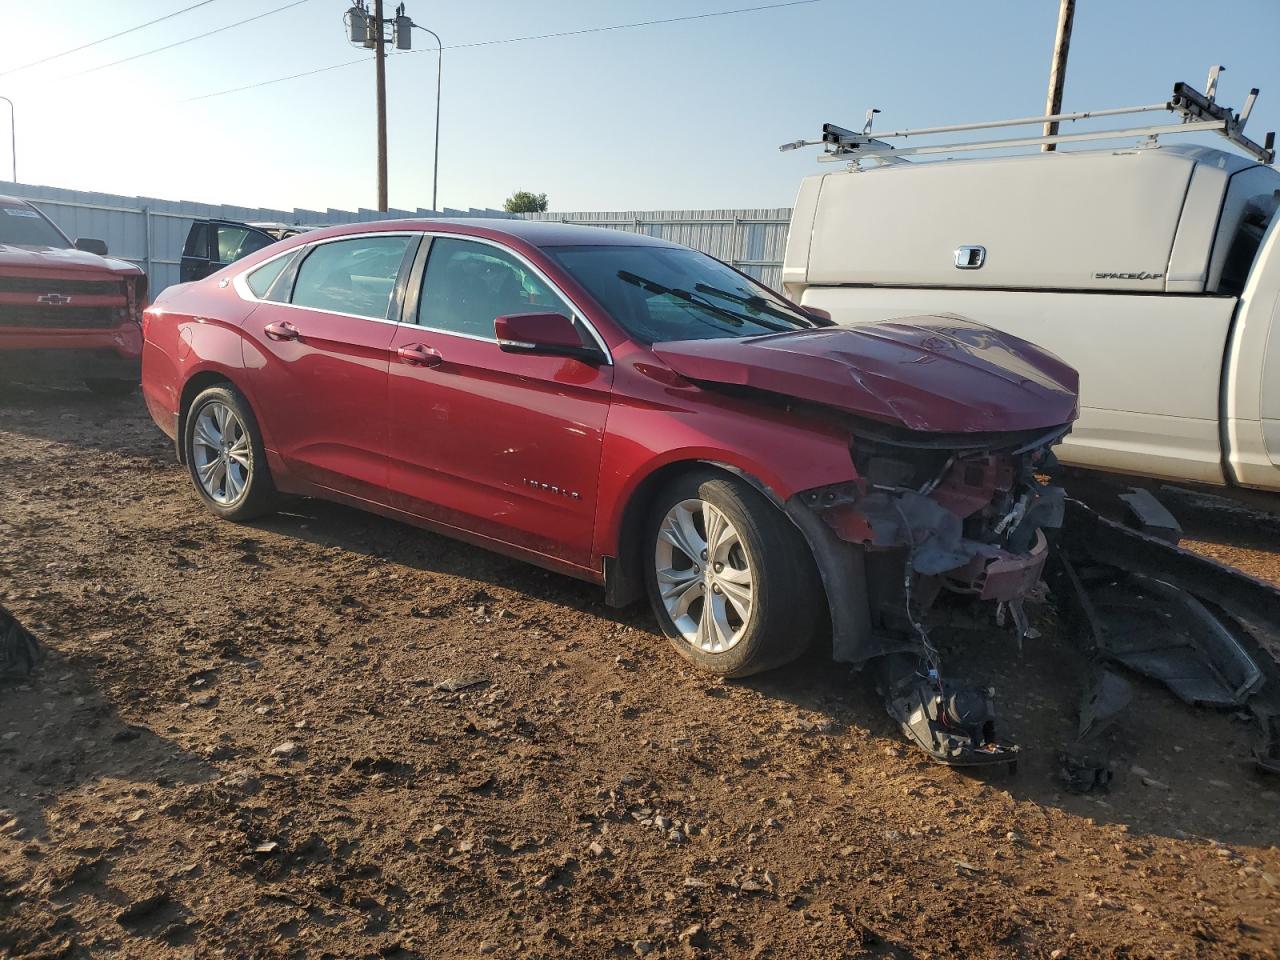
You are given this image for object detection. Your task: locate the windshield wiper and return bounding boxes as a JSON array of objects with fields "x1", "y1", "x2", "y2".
[
  {"x1": 692, "y1": 282, "x2": 812, "y2": 327},
  {"x1": 616, "y1": 270, "x2": 791, "y2": 332}
]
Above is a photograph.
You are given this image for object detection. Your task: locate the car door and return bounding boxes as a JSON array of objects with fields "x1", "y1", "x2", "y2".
[
  {"x1": 240, "y1": 233, "x2": 418, "y2": 502},
  {"x1": 180, "y1": 221, "x2": 212, "y2": 283},
  {"x1": 386, "y1": 235, "x2": 613, "y2": 569}
]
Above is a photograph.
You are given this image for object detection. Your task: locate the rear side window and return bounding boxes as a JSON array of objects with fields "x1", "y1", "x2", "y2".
[
  {"x1": 1218, "y1": 195, "x2": 1278, "y2": 296},
  {"x1": 1211, "y1": 167, "x2": 1280, "y2": 296},
  {"x1": 418, "y1": 237, "x2": 572, "y2": 339},
  {"x1": 216, "y1": 225, "x2": 273, "y2": 264},
  {"x1": 245, "y1": 253, "x2": 294, "y2": 299},
  {"x1": 291, "y1": 236, "x2": 413, "y2": 320}
]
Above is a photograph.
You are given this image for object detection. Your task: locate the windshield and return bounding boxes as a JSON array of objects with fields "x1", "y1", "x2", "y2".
[
  {"x1": 548, "y1": 244, "x2": 821, "y2": 343},
  {"x1": 0, "y1": 204, "x2": 71, "y2": 249}
]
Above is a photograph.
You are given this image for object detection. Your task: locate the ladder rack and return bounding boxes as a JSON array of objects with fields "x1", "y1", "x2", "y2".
[{"x1": 781, "y1": 66, "x2": 1276, "y2": 167}]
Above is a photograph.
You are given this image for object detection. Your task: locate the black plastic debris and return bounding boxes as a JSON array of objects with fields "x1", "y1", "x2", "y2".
[
  {"x1": 1118, "y1": 487, "x2": 1182, "y2": 544},
  {"x1": 0, "y1": 604, "x2": 41, "y2": 681},
  {"x1": 1081, "y1": 573, "x2": 1263, "y2": 708},
  {"x1": 1061, "y1": 496, "x2": 1280, "y2": 775},
  {"x1": 878, "y1": 656, "x2": 1018, "y2": 770}
]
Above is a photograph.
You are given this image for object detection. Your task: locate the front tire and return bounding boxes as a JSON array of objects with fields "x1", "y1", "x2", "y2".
[
  {"x1": 643, "y1": 470, "x2": 821, "y2": 678},
  {"x1": 184, "y1": 384, "x2": 277, "y2": 521}
]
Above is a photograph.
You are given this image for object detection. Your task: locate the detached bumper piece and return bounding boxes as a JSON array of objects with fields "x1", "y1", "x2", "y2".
[
  {"x1": 879, "y1": 656, "x2": 1019, "y2": 770},
  {"x1": 1059, "y1": 495, "x2": 1280, "y2": 779}
]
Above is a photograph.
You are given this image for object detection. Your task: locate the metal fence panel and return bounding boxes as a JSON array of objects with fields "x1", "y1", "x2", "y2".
[
  {"x1": 522, "y1": 208, "x2": 792, "y2": 288},
  {"x1": 0, "y1": 178, "x2": 515, "y2": 294},
  {"x1": 0, "y1": 179, "x2": 793, "y2": 295}
]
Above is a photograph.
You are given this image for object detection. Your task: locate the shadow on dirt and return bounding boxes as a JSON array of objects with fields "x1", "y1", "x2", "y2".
[
  {"x1": 0, "y1": 605, "x2": 215, "y2": 955},
  {"x1": 0, "y1": 646, "x2": 215, "y2": 848},
  {"x1": 0, "y1": 381, "x2": 170, "y2": 461}
]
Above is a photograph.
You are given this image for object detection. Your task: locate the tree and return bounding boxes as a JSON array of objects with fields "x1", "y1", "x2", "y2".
[{"x1": 503, "y1": 190, "x2": 548, "y2": 213}]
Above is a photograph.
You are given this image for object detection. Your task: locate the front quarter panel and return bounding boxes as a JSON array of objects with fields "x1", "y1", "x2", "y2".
[{"x1": 594, "y1": 343, "x2": 856, "y2": 559}]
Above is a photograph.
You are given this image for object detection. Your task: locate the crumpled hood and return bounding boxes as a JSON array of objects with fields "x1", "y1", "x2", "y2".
[
  {"x1": 0, "y1": 244, "x2": 142, "y2": 278},
  {"x1": 651, "y1": 315, "x2": 1079, "y2": 433}
]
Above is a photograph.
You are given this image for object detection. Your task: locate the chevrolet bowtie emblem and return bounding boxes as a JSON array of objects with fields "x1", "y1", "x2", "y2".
[{"x1": 37, "y1": 293, "x2": 72, "y2": 305}]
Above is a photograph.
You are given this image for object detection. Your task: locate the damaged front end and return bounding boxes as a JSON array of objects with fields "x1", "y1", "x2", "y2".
[{"x1": 789, "y1": 421, "x2": 1072, "y2": 767}]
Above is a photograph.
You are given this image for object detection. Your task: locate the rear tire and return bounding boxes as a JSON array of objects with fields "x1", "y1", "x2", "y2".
[
  {"x1": 643, "y1": 469, "x2": 821, "y2": 678},
  {"x1": 184, "y1": 384, "x2": 278, "y2": 522},
  {"x1": 84, "y1": 378, "x2": 137, "y2": 397}
]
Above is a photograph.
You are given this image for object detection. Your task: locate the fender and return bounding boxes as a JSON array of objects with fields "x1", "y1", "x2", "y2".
[{"x1": 593, "y1": 365, "x2": 856, "y2": 560}]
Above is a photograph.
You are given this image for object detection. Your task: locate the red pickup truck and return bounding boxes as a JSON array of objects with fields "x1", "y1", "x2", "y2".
[{"x1": 0, "y1": 195, "x2": 148, "y2": 394}]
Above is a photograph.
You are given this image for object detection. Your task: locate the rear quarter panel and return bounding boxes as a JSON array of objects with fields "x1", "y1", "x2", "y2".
[{"x1": 142, "y1": 280, "x2": 261, "y2": 442}]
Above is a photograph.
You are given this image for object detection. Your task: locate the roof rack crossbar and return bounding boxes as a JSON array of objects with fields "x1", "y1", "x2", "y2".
[{"x1": 781, "y1": 68, "x2": 1276, "y2": 166}]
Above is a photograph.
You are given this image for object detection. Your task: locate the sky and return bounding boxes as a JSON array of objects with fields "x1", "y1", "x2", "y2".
[{"x1": 0, "y1": 0, "x2": 1277, "y2": 214}]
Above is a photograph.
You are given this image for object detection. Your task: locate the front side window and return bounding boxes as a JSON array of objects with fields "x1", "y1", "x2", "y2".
[
  {"x1": 547, "y1": 244, "x2": 820, "y2": 344},
  {"x1": 0, "y1": 204, "x2": 71, "y2": 249},
  {"x1": 291, "y1": 236, "x2": 412, "y2": 320},
  {"x1": 418, "y1": 237, "x2": 572, "y2": 339}
]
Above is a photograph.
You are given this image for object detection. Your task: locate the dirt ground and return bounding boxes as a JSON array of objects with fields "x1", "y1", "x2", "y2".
[{"x1": 1, "y1": 383, "x2": 1278, "y2": 960}]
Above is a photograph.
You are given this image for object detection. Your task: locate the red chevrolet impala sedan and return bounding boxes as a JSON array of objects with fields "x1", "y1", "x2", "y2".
[{"x1": 142, "y1": 219, "x2": 1077, "y2": 733}]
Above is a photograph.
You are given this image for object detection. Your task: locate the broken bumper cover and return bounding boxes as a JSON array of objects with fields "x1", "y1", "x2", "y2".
[{"x1": 787, "y1": 482, "x2": 1060, "y2": 666}]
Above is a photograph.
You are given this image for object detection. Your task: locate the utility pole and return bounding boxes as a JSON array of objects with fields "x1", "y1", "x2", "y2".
[
  {"x1": 1042, "y1": 0, "x2": 1075, "y2": 152},
  {"x1": 347, "y1": 3, "x2": 418, "y2": 211},
  {"x1": 373, "y1": 0, "x2": 388, "y2": 210}
]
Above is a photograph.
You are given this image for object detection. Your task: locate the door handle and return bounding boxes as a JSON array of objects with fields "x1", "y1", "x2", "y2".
[
  {"x1": 264, "y1": 320, "x2": 300, "y2": 341},
  {"x1": 396, "y1": 343, "x2": 443, "y2": 367}
]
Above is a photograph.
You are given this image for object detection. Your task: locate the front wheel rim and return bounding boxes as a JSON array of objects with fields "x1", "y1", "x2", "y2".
[
  {"x1": 191, "y1": 401, "x2": 251, "y2": 505},
  {"x1": 655, "y1": 498, "x2": 754, "y2": 653}
]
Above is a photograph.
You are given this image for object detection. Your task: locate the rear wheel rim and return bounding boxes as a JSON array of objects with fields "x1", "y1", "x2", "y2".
[
  {"x1": 655, "y1": 498, "x2": 754, "y2": 653},
  {"x1": 192, "y1": 401, "x2": 251, "y2": 505}
]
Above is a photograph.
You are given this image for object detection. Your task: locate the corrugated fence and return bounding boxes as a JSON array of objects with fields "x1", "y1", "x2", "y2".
[
  {"x1": 0, "y1": 179, "x2": 514, "y2": 294},
  {"x1": 0, "y1": 179, "x2": 791, "y2": 294},
  {"x1": 521, "y1": 209, "x2": 791, "y2": 289}
]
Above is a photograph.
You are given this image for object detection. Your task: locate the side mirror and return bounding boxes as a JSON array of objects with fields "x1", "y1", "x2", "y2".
[
  {"x1": 494, "y1": 312, "x2": 604, "y2": 364},
  {"x1": 805, "y1": 306, "x2": 832, "y2": 323},
  {"x1": 75, "y1": 237, "x2": 109, "y2": 256}
]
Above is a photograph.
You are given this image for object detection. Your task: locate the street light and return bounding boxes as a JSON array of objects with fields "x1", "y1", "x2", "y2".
[
  {"x1": 0, "y1": 96, "x2": 14, "y2": 182},
  {"x1": 411, "y1": 22, "x2": 442, "y2": 213}
]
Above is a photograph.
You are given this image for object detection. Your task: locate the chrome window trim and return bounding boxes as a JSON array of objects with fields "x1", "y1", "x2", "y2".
[
  {"x1": 231, "y1": 231, "x2": 419, "y2": 324},
  {"x1": 230, "y1": 229, "x2": 614, "y2": 365}
]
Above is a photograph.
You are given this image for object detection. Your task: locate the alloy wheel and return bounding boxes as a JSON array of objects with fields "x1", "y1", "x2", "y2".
[
  {"x1": 654, "y1": 498, "x2": 755, "y2": 653},
  {"x1": 191, "y1": 400, "x2": 252, "y2": 505}
]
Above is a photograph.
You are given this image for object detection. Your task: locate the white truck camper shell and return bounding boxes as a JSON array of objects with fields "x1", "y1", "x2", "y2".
[{"x1": 781, "y1": 71, "x2": 1280, "y2": 495}]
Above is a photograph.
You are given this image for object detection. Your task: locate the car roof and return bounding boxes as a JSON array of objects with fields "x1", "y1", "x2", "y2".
[
  {"x1": 0, "y1": 195, "x2": 35, "y2": 209},
  {"x1": 311, "y1": 217, "x2": 683, "y2": 250}
]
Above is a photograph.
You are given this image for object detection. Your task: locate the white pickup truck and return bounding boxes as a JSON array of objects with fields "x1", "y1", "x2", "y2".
[{"x1": 781, "y1": 80, "x2": 1280, "y2": 496}]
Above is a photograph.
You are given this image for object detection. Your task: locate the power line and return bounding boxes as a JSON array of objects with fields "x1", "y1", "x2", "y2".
[
  {"x1": 67, "y1": 0, "x2": 319, "y2": 79},
  {"x1": 185, "y1": 56, "x2": 370, "y2": 103},
  {"x1": 183, "y1": 0, "x2": 823, "y2": 103},
  {"x1": 0, "y1": 0, "x2": 226, "y2": 78},
  {"x1": 437, "y1": 0, "x2": 822, "y2": 52}
]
